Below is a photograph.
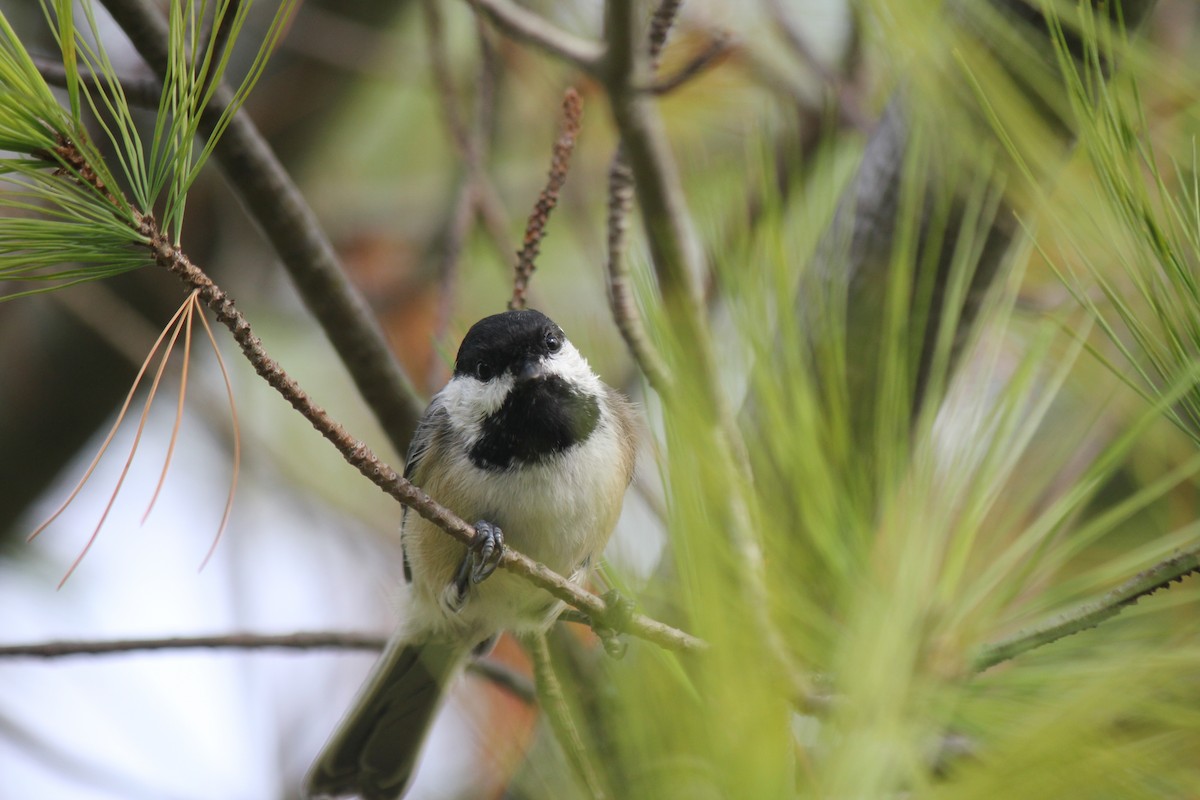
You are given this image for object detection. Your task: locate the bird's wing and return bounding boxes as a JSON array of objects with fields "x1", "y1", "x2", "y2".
[{"x1": 401, "y1": 400, "x2": 448, "y2": 584}]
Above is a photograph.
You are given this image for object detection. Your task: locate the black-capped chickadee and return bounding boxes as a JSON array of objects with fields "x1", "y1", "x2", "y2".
[{"x1": 305, "y1": 309, "x2": 637, "y2": 799}]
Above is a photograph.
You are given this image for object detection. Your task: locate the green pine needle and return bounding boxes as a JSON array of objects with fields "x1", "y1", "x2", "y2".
[{"x1": 0, "y1": 0, "x2": 298, "y2": 299}]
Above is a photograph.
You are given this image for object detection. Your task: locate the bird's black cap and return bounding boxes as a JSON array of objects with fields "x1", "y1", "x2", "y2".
[{"x1": 454, "y1": 309, "x2": 566, "y2": 382}]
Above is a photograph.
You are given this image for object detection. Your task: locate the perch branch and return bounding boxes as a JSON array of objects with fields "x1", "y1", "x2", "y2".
[{"x1": 138, "y1": 212, "x2": 703, "y2": 654}]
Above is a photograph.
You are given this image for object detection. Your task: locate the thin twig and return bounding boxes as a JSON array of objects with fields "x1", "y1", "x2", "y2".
[
  {"x1": 0, "y1": 633, "x2": 535, "y2": 703},
  {"x1": 0, "y1": 632, "x2": 386, "y2": 657},
  {"x1": 598, "y1": 0, "x2": 800, "y2": 689},
  {"x1": 765, "y1": 0, "x2": 869, "y2": 131},
  {"x1": 423, "y1": 0, "x2": 486, "y2": 389},
  {"x1": 468, "y1": 19, "x2": 519, "y2": 266},
  {"x1": 465, "y1": 0, "x2": 604, "y2": 75},
  {"x1": 525, "y1": 632, "x2": 608, "y2": 799},
  {"x1": 427, "y1": 181, "x2": 476, "y2": 392},
  {"x1": 423, "y1": 0, "x2": 514, "y2": 301},
  {"x1": 509, "y1": 88, "x2": 583, "y2": 311},
  {"x1": 605, "y1": 150, "x2": 672, "y2": 393},
  {"x1": 602, "y1": 0, "x2": 708, "y2": 338},
  {"x1": 645, "y1": 33, "x2": 732, "y2": 95},
  {"x1": 600, "y1": 0, "x2": 717, "y2": 403},
  {"x1": 646, "y1": 0, "x2": 682, "y2": 66},
  {"x1": 600, "y1": 0, "x2": 687, "y2": 395},
  {"x1": 424, "y1": 0, "x2": 472, "y2": 159},
  {"x1": 99, "y1": 0, "x2": 426, "y2": 456},
  {"x1": 974, "y1": 547, "x2": 1200, "y2": 672}
]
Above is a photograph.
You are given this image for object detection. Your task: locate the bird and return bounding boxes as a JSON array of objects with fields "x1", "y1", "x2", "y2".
[{"x1": 304, "y1": 308, "x2": 638, "y2": 799}]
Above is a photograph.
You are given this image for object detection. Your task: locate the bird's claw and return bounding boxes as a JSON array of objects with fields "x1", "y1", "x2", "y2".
[
  {"x1": 596, "y1": 589, "x2": 634, "y2": 659},
  {"x1": 443, "y1": 521, "x2": 505, "y2": 615},
  {"x1": 470, "y1": 520, "x2": 504, "y2": 584}
]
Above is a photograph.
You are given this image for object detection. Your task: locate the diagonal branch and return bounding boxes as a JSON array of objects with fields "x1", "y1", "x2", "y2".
[
  {"x1": 465, "y1": 0, "x2": 605, "y2": 74},
  {"x1": 974, "y1": 547, "x2": 1200, "y2": 672},
  {"x1": 644, "y1": 33, "x2": 732, "y2": 95},
  {"x1": 98, "y1": 0, "x2": 426, "y2": 457},
  {"x1": 33, "y1": 7, "x2": 707, "y2": 656}
]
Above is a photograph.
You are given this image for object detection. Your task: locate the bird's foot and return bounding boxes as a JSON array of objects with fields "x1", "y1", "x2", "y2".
[
  {"x1": 469, "y1": 520, "x2": 505, "y2": 584},
  {"x1": 442, "y1": 520, "x2": 505, "y2": 615}
]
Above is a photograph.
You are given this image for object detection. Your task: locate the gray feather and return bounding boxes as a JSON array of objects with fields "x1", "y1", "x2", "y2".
[{"x1": 304, "y1": 639, "x2": 465, "y2": 799}]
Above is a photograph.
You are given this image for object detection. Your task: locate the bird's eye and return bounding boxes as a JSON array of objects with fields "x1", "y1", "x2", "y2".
[
  {"x1": 475, "y1": 361, "x2": 493, "y2": 381},
  {"x1": 545, "y1": 332, "x2": 562, "y2": 353}
]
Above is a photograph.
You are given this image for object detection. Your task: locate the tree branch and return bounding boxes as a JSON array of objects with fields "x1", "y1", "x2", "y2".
[
  {"x1": 644, "y1": 33, "x2": 732, "y2": 95},
  {"x1": 34, "y1": 10, "x2": 707, "y2": 657},
  {"x1": 0, "y1": 632, "x2": 535, "y2": 703},
  {"x1": 605, "y1": 150, "x2": 672, "y2": 394},
  {"x1": 524, "y1": 632, "x2": 608, "y2": 799},
  {"x1": 600, "y1": 0, "x2": 714, "y2": 401},
  {"x1": 465, "y1": 0, "x2": 604, "y2": 74},
  {"x1": 0, "y1": 632, "x2": 385, "y2": 657},
  {"x1": 98, "y1": 0, "x2": 426, "y2": 457},
  {"x1": 597, "y1": 0, "x2": 804, "y2": 696},
  {"x1": 974, "y1": 547, "x2": 1200, "y2": 672}
]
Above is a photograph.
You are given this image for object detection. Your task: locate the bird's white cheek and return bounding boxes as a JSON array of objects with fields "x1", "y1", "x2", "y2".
[{"x1": 438, "y1": 375, "x2": 513, "y2": 444}]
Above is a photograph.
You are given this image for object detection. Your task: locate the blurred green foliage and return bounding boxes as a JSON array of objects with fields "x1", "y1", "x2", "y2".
[{"x1": 6, "y1": 1, "x2": 1200, "y2": 798}]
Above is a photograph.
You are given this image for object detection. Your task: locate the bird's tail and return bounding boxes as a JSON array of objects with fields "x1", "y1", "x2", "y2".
[{"x1": 304, "y1": 637, "x2": 466, "y2": 799}]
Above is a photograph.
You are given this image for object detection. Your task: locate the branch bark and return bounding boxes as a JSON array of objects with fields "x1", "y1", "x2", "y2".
[
  {"x1": 0, "y1": 632, "x2": 536, "y2": 703},
  {"x1": 974, "y1": 547, "x2": 1200, "y2": 672}
]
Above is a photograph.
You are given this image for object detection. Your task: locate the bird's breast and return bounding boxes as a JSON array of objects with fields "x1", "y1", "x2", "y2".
[{"x1": 468, "y1": 377, "x2": 600, "y2": 470}]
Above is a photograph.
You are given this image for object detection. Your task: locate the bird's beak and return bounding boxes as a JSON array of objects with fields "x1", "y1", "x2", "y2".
[{"x1": 517, "y1": 357, "x2": 547, "y2": 383}]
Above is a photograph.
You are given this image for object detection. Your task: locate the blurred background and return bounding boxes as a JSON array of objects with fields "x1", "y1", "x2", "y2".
[{"x1": 3, "y1": 1, "x2": 1200, "y2": 799}]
